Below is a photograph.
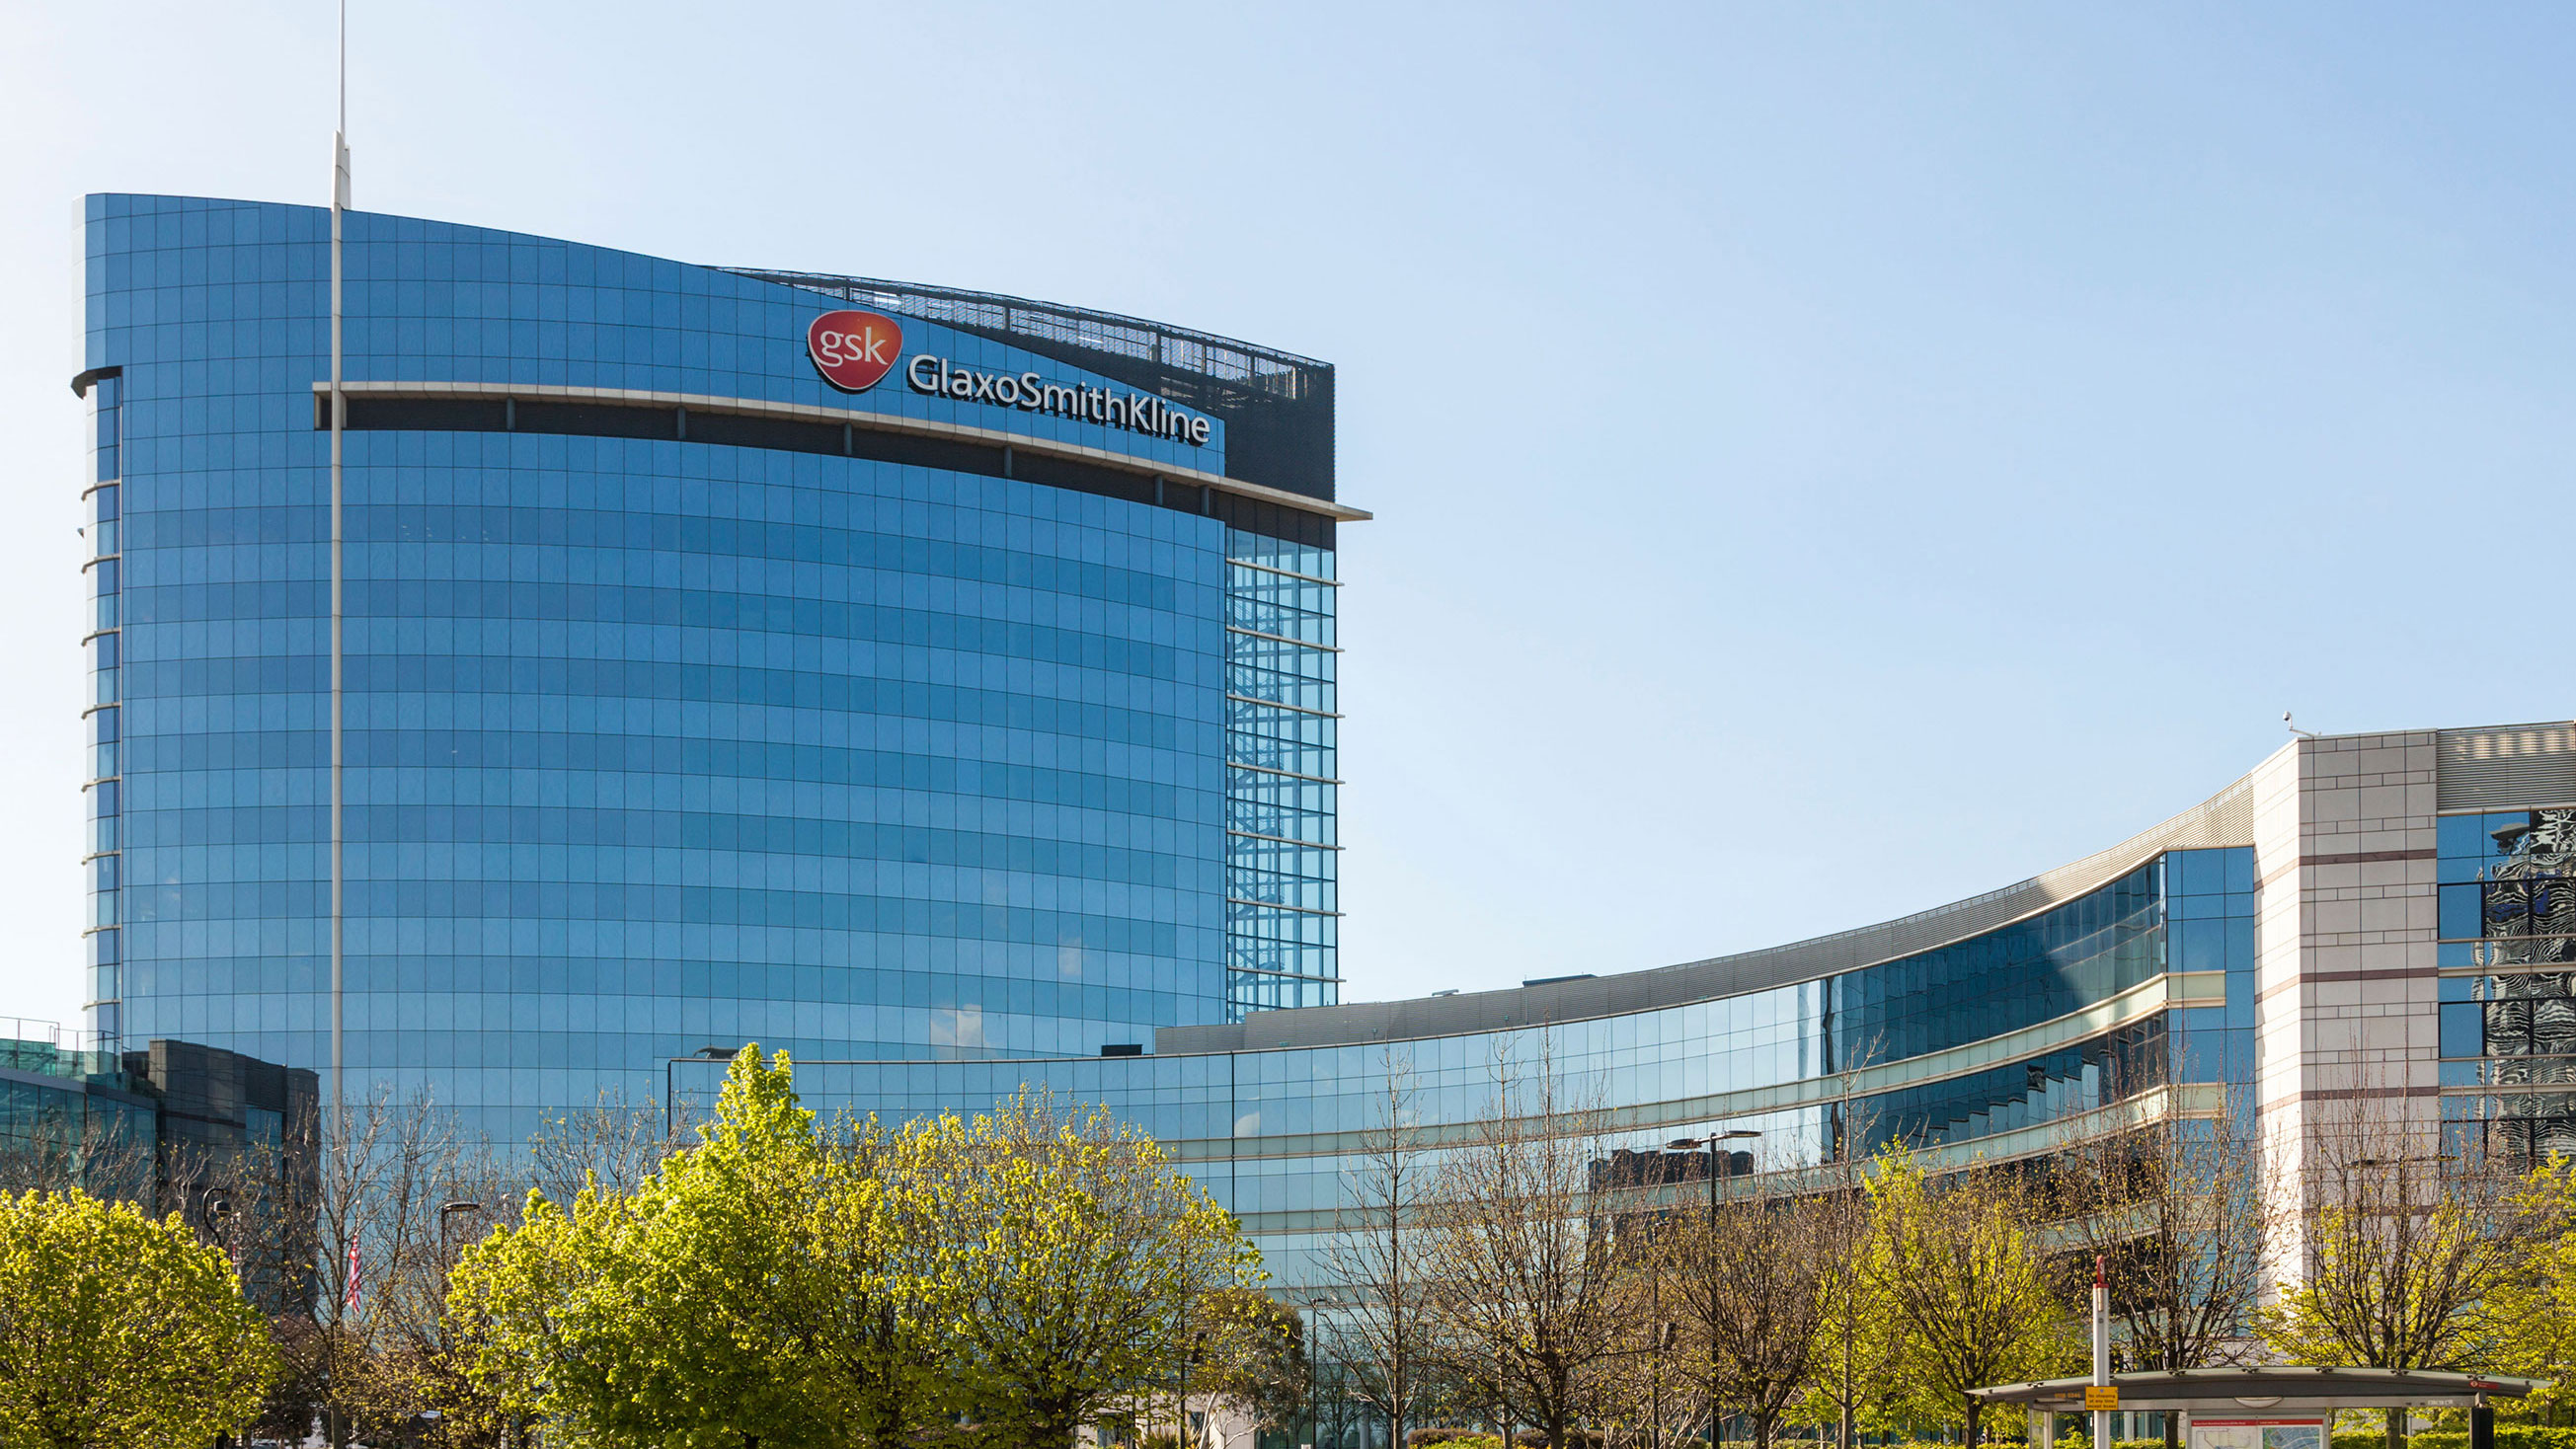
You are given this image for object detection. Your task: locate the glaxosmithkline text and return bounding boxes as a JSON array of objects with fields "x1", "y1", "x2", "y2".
[{"x1": 906, "y1": 355, "x2": 1212, "y2": 447}]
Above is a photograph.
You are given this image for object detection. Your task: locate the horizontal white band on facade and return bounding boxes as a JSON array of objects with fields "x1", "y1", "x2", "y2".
[
  {"x1": 2441, "y1": 1080, "x2": 2576, "y2": 1096},
  {"x1": 1226, "y1": 828, "x2": 1341, "y2": 852},
  {"x1": 1225, "y1": 962, "x2": 1347, "y2": 982},
  {"x1": 1225, "y1": 625, "x2": 1340, "y2": 653},
  {"x1": 1228, "y1": 557, "x2": 1340, "y2": 586},
  {"x1": 309, "y1": 380, "x2": 1373, "y2": 522},
  {"x1": 1224, "y1": 692, "x2": 1340, "y2": 720},
  {"x1": 1159, "y1": 967, "x2": 2226, "y2": 1166},
  {"x1": 1225, "y1": 1082, "x2": 2234, "y2": 1239},
  {"x1": 1225, "y1": 896, "x2": 1342, "y2": 917},
  {"x1": 1227, "y1": 761, "x2": 1342, "y2": 786}
]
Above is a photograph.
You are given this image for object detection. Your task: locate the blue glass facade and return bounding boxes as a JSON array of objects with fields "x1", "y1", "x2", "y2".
[
  {"x1": 2437, "y1": 805, "x2": 2576, "y2": 1157},
  {"x1": 80, "y1": 193, "x2": 1349, "y2": 1141},
  {"x1": 73, "y1": 191, "x2": 2294, "y2": 1295},
  {"x1": 683, "y1": 845, "x2": 2255, "y2": 1289},
  {"x1": 1221, "y1": 529, "x2": 1338, "y2": 1016}
]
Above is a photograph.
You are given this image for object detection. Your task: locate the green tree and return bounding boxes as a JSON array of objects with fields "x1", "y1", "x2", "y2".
[
  {"x1": 1795, "y1": 1189, "x2": 1907, "y2": 1448},
  {"x1": 1860, "y1": 1150, "x2": 2070, "y2": 1447},
  {"x1": 0, "y1": 1187, "x2": 277, "y2": 1449},
  {"x1": 2057, "y1": 1106, "x2": 2275, "y2": 1381},
  {"x1": 1791, "y1": 1269, "x2": 1910, "y2": 1446},
  {"x1": 1417, "y1": 1045, "x2": 1645, "y2": 1449},
  {"x1": 919, "y1": 1088, "x2": 1263, "y2": 1449},
  {"x1": 1197, "y1": 1285, "x2": 1313, "y2": 1435},
  {"x1": 1669, "y1": 1188, "x2": 1844, "y2": 1449},
  {"x1": 2488, "y1": 1158, "x2": 2576, "y2": 1424},
  {"x1": 449, "y1": 1045, "x2": 953, "y2": 1449},
  {"x1": 2259, "y1": 1132, "x2": 2544, "y2": 1449}
]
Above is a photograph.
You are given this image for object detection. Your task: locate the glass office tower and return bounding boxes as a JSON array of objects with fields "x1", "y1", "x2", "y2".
[{"x1": 79, "y1": 193, "x2": 1358, "y2": 1140}]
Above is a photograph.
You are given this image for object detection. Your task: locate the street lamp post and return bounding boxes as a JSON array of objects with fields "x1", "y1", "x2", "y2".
[
  {"x1": 1651, "y1": 1272, "x2": 1665, "y2": 1449},
  {"x1": 437, "y1": 1199, "x2": 485, "y2": 1247},
  {"x1": 1309, "y1": 1301, "x2": 1328, "y2": 1449},
  {"x1": 665, "y1": 1044, "x2": 740, "y2": 1141},
  {"x1": 1668, "y1": 1129, "x2": 1762, "y2": 1448},
  {"x1": 202, "y1": 1190, "x2": 242, "y2": 1282},
  {"x1": 1180, "y1": 1331, "x2": 1204, "y2": 1449}
]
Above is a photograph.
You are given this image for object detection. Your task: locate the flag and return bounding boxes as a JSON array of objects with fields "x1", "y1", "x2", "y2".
[{"x1": 345, "y1": 1237, "x2": 362, "y2": 1314}]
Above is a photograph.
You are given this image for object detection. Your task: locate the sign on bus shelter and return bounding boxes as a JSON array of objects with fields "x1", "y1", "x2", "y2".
[{"x1": 2190, "y1": 1419, "x2": 2326, "y2": 1449}]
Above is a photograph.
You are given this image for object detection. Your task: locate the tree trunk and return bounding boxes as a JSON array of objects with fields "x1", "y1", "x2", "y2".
[
  {"x1": 2385, "y1": 1408, "x2": 2404, "y2": 1449},
  {"x1": 1963, "y1": 1400, "x2": 1982, "y2": 1449}
]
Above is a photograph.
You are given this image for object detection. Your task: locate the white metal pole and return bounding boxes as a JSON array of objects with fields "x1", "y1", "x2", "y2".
[
  {"x1": 2092, "y1": 1257, "x2": 2111, "y2": 1449},
  {"x1": 328, "y1": 0, "x2": 348, "y2": 1122}
]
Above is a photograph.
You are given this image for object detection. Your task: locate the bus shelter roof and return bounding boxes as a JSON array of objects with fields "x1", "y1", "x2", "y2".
[{"x1": 1969, "y1": 1368, "x2": 2540, "y2": 1412}]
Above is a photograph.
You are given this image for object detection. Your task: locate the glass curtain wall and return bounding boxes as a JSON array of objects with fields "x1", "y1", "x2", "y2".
[
  {"x1": 688, "y1": 847, "x2": 2247, "y2": 1290},
  {"x1": 83, "y1": 194, "x2": 1289, "y2": 1145},
  {"x1": 83, "y1": 369, "x2": 124, "y2": 1044},
  {"x1": 2437, "y1": 805, "x2": 2576, "y2": 1158},
  {"x1": 1223, "y1": 528, "x2": 1338, "y2": 1016}
]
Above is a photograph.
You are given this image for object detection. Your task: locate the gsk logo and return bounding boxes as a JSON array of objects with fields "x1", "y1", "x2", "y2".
[{"x1": 807, "y1": 310, "x2": 905, "y2": 393}]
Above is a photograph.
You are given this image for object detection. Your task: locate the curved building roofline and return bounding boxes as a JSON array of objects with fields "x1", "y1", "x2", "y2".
[
  {"x1": 723, "y1": 267, "x2": 1338, "y2": 503},
  {"x1": 1159, "y1": 773, "x2": 2254, "y2": 1055},
  {"x1": 723, "y1": 268, "x2": 1331, "y2": 382},
  {"x1": 306, "y1": 379, "x2": 1372, "y2": 522}
]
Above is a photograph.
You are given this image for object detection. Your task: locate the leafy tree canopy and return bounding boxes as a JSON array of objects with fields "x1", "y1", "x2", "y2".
[{"x1": 0, "y1": 1187, "x2": 277, "y2": 1449}]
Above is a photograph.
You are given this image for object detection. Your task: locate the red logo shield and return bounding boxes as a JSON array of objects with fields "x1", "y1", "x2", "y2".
[{"x1": 807, "y1": 310, "x2": 905, "y2": 393}]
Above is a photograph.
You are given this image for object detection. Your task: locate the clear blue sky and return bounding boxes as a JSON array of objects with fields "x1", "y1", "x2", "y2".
[{"x1": 2, "y1": 3, "x2": 2568, "y2": 1028}]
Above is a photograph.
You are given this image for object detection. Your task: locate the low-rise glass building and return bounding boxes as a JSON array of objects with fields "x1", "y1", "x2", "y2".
[
  {"x1": 0, "y1": 1030, "x2": 316, "y2": 1226},
  {"x1": 682, "y1": 800, "x2": 2261, "y2": 1288},
  {"x1": 695, "y1": 724, "x2": 2576, "y2": 1292}
]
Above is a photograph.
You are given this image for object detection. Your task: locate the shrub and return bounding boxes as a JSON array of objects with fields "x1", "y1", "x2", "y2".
[
  {"x1": 1401, "y1": 1433, "x2": 1599, "y2": 1449},
  {"x1": 2414, "y1": 1430, "x2": 2576, "y2": 1449}
]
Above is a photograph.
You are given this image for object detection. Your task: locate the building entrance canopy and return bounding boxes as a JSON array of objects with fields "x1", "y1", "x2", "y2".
[{"x1": 1970, "y1": 1368, "x2": 2540, "y2": 1413}]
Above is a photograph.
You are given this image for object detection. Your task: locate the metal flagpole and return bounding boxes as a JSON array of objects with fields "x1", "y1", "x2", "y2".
[
  {"x1": 329, "y1": 0, "x2": 348, "y2": 1122},
  {"x1": 323, "y1": 19, "x2": 351, "y2": 1446}
]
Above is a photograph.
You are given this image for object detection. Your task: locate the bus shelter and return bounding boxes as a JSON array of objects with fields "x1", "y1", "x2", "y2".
[{"x1": 1969, "y1": 1368, "x2": 2541, "y2": 1449}]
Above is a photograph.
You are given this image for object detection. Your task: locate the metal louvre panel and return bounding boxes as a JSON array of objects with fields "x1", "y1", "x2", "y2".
[{"x1": 2439, "y1": 724, "x2": 2576, "y2": 812}]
